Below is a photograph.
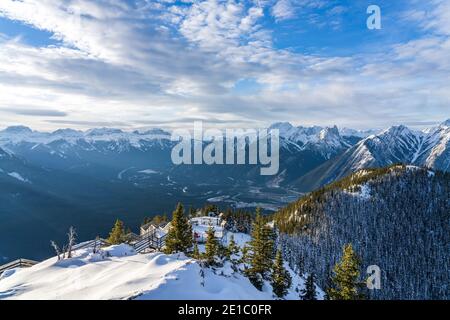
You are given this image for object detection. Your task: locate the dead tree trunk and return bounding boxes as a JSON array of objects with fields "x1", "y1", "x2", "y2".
[{"x1": 67, "y1": 227, "x2": 77, "y2": 258}]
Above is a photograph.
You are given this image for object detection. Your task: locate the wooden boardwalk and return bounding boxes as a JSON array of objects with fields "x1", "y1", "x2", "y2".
[
  {"x1": 0, "y1": 258, "x2": 39, "y2": 276},
  {"x1": 133, "y1": 231, "x2": 166, "y2": 253},
  {"x1": 0, "y1": 232, "x2": 166, "y2": 276},
  {"x1": 72, "y1": 238, "x2": 108, "y2": 251}
]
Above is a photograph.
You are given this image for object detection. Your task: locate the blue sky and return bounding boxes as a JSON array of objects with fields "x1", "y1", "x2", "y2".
[{"x1": 0, "y1": 0, "x2": 448, "y2": 130}]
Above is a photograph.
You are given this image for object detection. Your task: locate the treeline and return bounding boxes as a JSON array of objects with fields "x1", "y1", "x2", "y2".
[
  {"x1": 51, "y1": 201, "x2": 369, "y2": 300},
  {"x1": 161, "y1": 204, "x2": 293, "y2": 299},
  {"x1": 140, "y1": 204, "x2": 256, "y2": 234},
  {"x1": 139, "y1": 204, "x2": 366, "y2": 300}
]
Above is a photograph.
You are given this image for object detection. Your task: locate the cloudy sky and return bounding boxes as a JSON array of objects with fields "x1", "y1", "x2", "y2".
[{"x1": 0, "y1": 0, "x2": 448, "y2": 131}]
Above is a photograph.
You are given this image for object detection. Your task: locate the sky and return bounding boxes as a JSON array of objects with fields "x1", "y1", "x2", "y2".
[{"x1": 0, "y1": 0, "x2": 448, "y2": 131}]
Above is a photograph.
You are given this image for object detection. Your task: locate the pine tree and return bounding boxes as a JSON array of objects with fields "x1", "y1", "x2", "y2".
[
  {"x1": 164, "y1": 203, "x2": 193, "y2": 254},
  {"x1": 271, "y1": 249, "x2": 292, "y2": 299},
  {"x1": 204, "y1": 227, "x2": 219, "y2": 266},
  {"x1": 226, "y1": 234, "x2": 239, "y2": 260},
  {"x1": 189, "y1": 206, "x2": 196, "y2": 218},
  {"x1": 246, "y1": 208, "x2": 275, "y2": 290},
  {"x1": 192, "y1": 241, "x2": 200, "y2": 260},
  {"x1": 240, "y1": 245, "x2": 250, "y2": 265},
  {"x1": 327, "y1": 243, "x2": 364, "y2": 300},
  {"x1": 107, "y1": 219, "x2": 126, "y2": 245},
  {"x1": 300, "y1": 273, "x2": 317, "y2": 300}
]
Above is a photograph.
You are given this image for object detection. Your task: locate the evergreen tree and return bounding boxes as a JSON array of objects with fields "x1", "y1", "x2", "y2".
[
  {"x1": 327, "y1": 243, "x2": 364, "y2": 300},
  {"x1": 246, "y1": 208, "x2": 275, "y2": 290},
  {"x1": 300, "y1": 273, "x2": 317, "y2": 300},
  {"x1": 142, "y1": 217, "x2": 150, "y2": 226},
  {"x1": 240, "y1": 245, "x2": 250, "y2": 265},
  {"x1": 146, "y1": 215, "x2": 168, "y2": 226},
  {"x1": 189, "y1": 206, "x2": 196, "y2": 218},
  {"x1": 271, "y1": 249, "x2": 292, "y2": 299},
  {"x1": 192, "y1": 241, "x2": 200, "y2": 260},
  {"x1": 226, "y1": 234, "x2": 239, "y2": 260},
  {"x1": 164, "y1": 203, "x2": 193, "y2": 254},
  {"x1": 107, "y1": 219, "x2": 126, "y2": 245},
  {"x1": 204, "y1": 227, "x2": 219, "y2": 265}
]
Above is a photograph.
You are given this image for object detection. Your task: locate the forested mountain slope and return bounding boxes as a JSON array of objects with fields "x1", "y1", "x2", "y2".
[{"x1": 276, "y1": 165, "x2": 450, "y2": 299}]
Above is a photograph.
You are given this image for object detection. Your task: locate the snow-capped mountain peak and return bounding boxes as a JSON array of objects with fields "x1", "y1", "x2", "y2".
[
  {"x1": 0, "y1": 126, "x2": 173, "y2": 151},
  {"x1": 1, "y1": 126, "x2": 33, "y2": 134},
  {"x1": 379, "y1": 125, "x2": 417, "y2": 138},
  {"x1": 269, "y1": 122, "x2": 294, "y2": 136},
  {"x1": 301, "y1": 121, "x2": 450, "y2": 188},
  {"x1": 51, "y1": 128, "x2": 83, "y2": 136},
  {"x1": 440, "y1": 119, "x2": 450, "y2": 128},
  {"x1": 318, "y1": 125, "x2": 339, "y2": 140},
  {"x1": 138, "y1": 128, "x2": 171, "y2": 136},
  {"x1": 86, "y1": 128, "x2": 124, "y2": 136},
  {"x1": 339, "y1": 127, "x2": 380, "y2": 138}
]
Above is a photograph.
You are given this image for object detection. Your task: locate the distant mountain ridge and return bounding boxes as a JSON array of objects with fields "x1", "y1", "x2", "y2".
[
  {"x1": 291, "y1": 120, "x2": 450, "y2": 191},
  {"x1": 1, "y1": 120, "x2": 449, "y2": 191},
  {"x1": 0, "y1": 122, "x2": 364, "y2": 190}
]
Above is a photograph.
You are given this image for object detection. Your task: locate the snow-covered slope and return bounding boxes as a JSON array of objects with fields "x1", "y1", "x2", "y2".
[
  {"x1": 0, "y1": 244, "x2": 315, "y2": 300},
  {"x1": 292, "y1": 120, "x2": 450, "y2": 190},
  {"x1": 349, "y1": 120, "x2": 450, "y2": 171},
  {"x1": 0, "y1": 146, "x2": 13, "y2": 159},
  {"x1": 270, "y1": 123, "x2": 351, "y2": 159}
]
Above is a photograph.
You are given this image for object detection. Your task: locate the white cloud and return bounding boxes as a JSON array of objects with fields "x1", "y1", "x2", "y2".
[
  {"x1": 401, "y1": 0, "x2": 450, "y2": 36},
  {"x1": 271, "y1": 0, "x2": 296, "y2": 21},
  {"x1": 0, "y1": 0, "x2": 448, "y2": 130}
]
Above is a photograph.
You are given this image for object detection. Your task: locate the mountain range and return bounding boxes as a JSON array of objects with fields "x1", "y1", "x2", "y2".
[
  {"x1": 291, "y1": 120, "x2": 450, "y2": 191},
  {"x1": 0, "y1": 120, "x2": 449, "y2": 260},
  {"x1": 1, "y1": 120, "x2": 448, "y2": 189}
]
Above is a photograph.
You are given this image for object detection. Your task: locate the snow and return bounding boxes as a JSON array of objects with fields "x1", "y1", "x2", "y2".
[
  {"x1": 0, "y1": 243, "x2": 318, "y2": 300},
  {"x1": 402, "y1": 165, "x2": 436, "y2": 177},
  {"x1": 348, "y1": 123, "x2": 449, "y2": 173},
  {"x1": 340, "y1": 128, "x2": 380, "y2": 138},
  {"x1": 358, "y1": 184, "x2": 371, "y2": 199},
  {"x1": 405, "y1": 165, "x2": 421, "y2": 171},
  {"x1": 139, "y1": 169, "x2": 158, "y2": 174},
  {"x1": 7, "y1": 172, "x2": 30, "y2": 183},
  {"x1": 193, "y1": 225, "x2": 224, "y2": 242},
  {"x1": 135, "y1": 260, "x2": 270, "y2": 300},
  {"x1": 1, "y1": 122, "x2": 447, "y2": 173},
  {"x1": 345, "y1": 183, "x2": 371, "y2": 200},
  {"x1": 207, "y1": 195, "x2": 229, "y2": 202},
  {"x1": 118, "y1": 167, "x2": 134, "y2": 179},
  {"x1": 0, "y1": 126, "x2": 172, "y2": 150},
  {"x1": 225, "y1": 232, "x2": 251, "y2": 248}
]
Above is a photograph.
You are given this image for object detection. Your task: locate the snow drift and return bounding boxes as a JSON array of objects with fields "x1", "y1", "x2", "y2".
[{"x1": 0, "y1": 243, "x2": 314, "y2": 300}]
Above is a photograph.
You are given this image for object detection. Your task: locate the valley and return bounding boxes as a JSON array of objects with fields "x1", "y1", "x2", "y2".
[{"x1": 0, "y1": 120, "x2": 449, "y2": 263}]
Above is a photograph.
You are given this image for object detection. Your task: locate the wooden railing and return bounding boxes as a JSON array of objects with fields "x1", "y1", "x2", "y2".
[
  {"x1": 0, "y1": 258, "x2": 38, "y2": 276},
  {"x1": 72, "y1": 238, "x2": 108, "y2": 251},
  {"x1": 1, "y1": 234, "x2": 165, "y2": 277},
  {"x1": 133, "y1": 231, "x2": 166, "y2": 253}
]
